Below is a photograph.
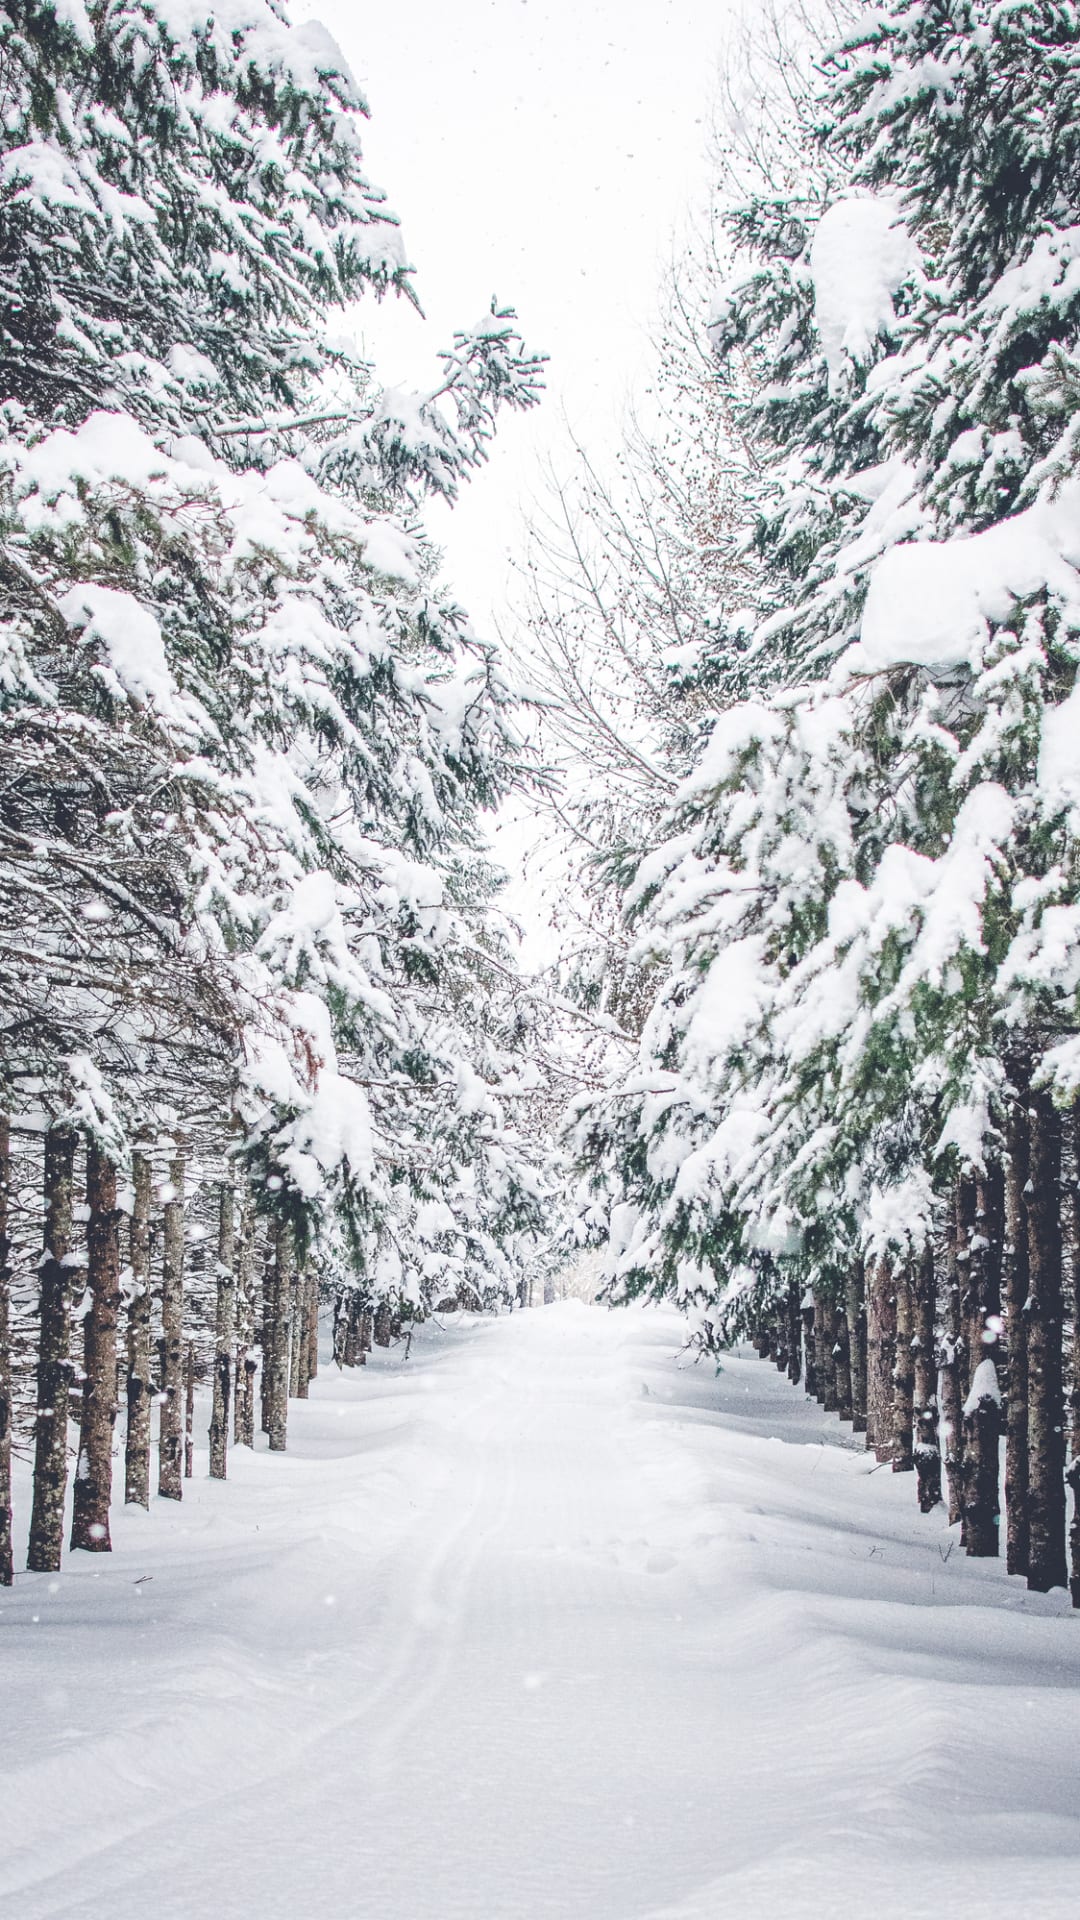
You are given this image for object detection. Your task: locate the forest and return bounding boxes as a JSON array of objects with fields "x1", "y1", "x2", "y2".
[
  {"x1": 1, "y1": 0, "x2": 1079, "y2": 1761},
  {"x1": 4, "y1": 3, "x2": 1080, "y2": 1914}
]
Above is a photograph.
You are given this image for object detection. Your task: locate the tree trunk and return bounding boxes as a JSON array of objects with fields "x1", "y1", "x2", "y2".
[
  {"x1": 157, "y1": 1142, "x2": 186, "y2": 1501},
  {"x1": 892, "y1": 1261, "x2": 915, "y2": 1473},
  {"x1": 812, "y1": 1288, "x2": 830, "y2": 1406},
  {"x1": 28, "y1": 1124, "x2": 77, "y2": 1572},
  {"x1": 260, "y1": 1252, "x2": 273, "y2": 1435},
  {"x1": 209, "y1": 1183, "x2": 235, "y2": 1480},
  {"x1": 1026, "y1": 1087, "x2": 1068, "y2": 1592},
  {"x1": 846, "y1": 1262, "x2": 867, "y2": 1434},
  {"x1": 1066, "y1": 1106, "x2": 1080, "y2": 1607},
  {"x1": 361, "y1": 1309, "x2": 373, "y2": 1357},
  {"x1": 184, "y1": 1342, "x2": 195, "y2": 1479},
  {"x1": 1004, "y1": 1093, "x2": 1031, "y2": 1577},
  {"x1": 913, "y1": 1240, "x2": 942, "y2": 1512},
  {"x1": 288, "y1": 1262, "x2": 305, "y2": 1397},
  {"x1": 124, "y1": 1148, "x2": 153, "y2": 1508},
  {"x1": 801, "y1": 1291, "x2": 817, "y2": 1400},
  {"x1": 234, "y1": 1187, "x2": 256, "y2": 1448},
  {"x1": 772, "y1": 1297, "x2": 789, "y2": 1375},
  {"x1": 833, "y1": 1296, "x2": 853, "y2": 1421},
  {"x1": 786, "y1": 1275, "x2": 801, "y2": 1385},
  {"x1": 821, "y1": 1295, "x2": 840, "y2": 1412},
  {"x1": 962, "y1": 1169, "x2": 1003, "y2": 1557},
  {"x1": 304, "y1": 1269, "x2": 319, "y2": 1387},
  {"x1": 373, "y1": 1300, "x2": 392, "y2": 1348},
  {"x1": 939, "y1": 1188, "x2": 966, "y2": 1528},
  {"x1": 342, "y1": 1294, "x2": 364, "y2": 1367},
  {"x1": 0, "y1": 1117, "x2": 13, "y2": 1587},
  {"x1": 267, "y1": 1218, "x2": 292, "y2": 1452},
  {"x1": 70, "y1": 1144, "x2": 121, "y2": 1553},
  {"x1": 866, "y1": 1257, "x2": 896, "y2": 1463}
]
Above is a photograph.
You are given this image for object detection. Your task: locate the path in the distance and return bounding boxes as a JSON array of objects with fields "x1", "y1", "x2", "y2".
[{"x1": 3, "y1": 1303, "x2": 1079, "y2": 1920}]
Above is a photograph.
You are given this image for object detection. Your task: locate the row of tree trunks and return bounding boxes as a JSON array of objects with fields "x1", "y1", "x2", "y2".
[
  {"x1": 6, "y1": 1129, "x2": 330, "y2": 1575},
  {"x1": 759, "y1": 1075, "x2": 1079, "y2": 1594},
  {"x1": 0, "y1": 1117, "x2": 13, "y2": 1587}
]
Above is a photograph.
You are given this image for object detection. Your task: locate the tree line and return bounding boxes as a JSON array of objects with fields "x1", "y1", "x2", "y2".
[
  {"x1": 0, "y1": 0, "x2": 552, "y2": 1583},
  {"x1": 543, "y1": 0, "x2": 1080, "y2": 1604}
]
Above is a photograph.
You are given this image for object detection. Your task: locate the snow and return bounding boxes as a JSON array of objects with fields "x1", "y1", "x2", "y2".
[
  {"x1": 859, "y1": 481, "x2": 1080, "y2": 673},
  {"x1": 3, "y1": 1303, "x2": 1077, "y2": 1920},
  {"x1": 58, "y1": 583, "x2": 179, "y2": 718},
  {"x1": 809, "y1": 194, "x2": 918, "y2": 391},
  {"x1": 964, "y1": 1356, "x2": 1003, "y2": 1416}
]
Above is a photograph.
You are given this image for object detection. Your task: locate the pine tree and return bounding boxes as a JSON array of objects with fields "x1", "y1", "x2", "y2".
[{"x1": 577, "y1": 0, "x2": 1080, "y2": 1597}]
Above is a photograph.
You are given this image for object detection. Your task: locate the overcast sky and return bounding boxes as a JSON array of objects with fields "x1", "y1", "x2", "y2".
[{"x1": 299, "y1": 0, "x2": 739, "y2": 633}]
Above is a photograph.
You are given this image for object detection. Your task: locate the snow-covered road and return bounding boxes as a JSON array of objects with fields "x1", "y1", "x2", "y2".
[{"x1": 3, "y1": 1302, "x2": 1079, "y2": 1919}]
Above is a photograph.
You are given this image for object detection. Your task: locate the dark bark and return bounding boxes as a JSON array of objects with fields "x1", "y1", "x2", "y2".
[
  {"x1": 234, "y1": 1187, "x2": 256, "y2": 1449},
  {"x1": 1067, "y1": 1107, "x2": 1080, "y2": 1607},
  {"x1": 266, "y1": 1218, "x2": 292, "y2": 1452},
  {"x1": 801, "y1": 1293, "x2": 817, "y2": 1399},
  {"x1": 209, "y1": 1183, "x2": 235, "y2": 1480},
  {"x1": 866, "y1": 1258, "x2": 896, "y2": 1463},
  {"x1": 772, "y1": 1300, "x2": 789, "y2": 1375},
  {"x1": 1004, "y1": 1094, "x2": 1031, "y2": 1578},
  {"x1": 0, "y1": 1117, "x2": 13, "y2": 1586},
  {"x1": 1026, "y1": 1088, "x2": 1068, "y2": 1592},
  {"x1": 845, "y1": 1263, "x2": 867, "y2": 1434},
  {"x1": 939, "y1": 1189, "x2": 966, "y2": 1528},
  {"x1": 28, "y1": 1125, "x2": 77, "y2": 1571},
  {"x1": 124, "y1": 1149, "x2": 153, "y2": 1507},
  {"x1": 288, "y1": 1263, "x2": 305, "y2": 1397},
  {"x1": 373, "y1": 1300, "x2": 393, "y2": 1348},
  {"x1": 786, "y1": 1275, "x2": 801, "y2": 1385},
  {"x1": 70, "y1": 1144, "x2": 121, "y2": 1553},
  {"x1": 260, "y1": 1252, "x2": 272, "y2": 1435},
  {"x1": 342, "y1": 1294, "x2": 364, "y2": 1367},
  {"x1": 913, "y1": 1240, "x2": 942, "y2": 1512},
  {"x1": 892, "y1": 1262, "x2": 915, "y2": 1473},
  {"x1": 184, "y1": 1343, "x2": 195, "y2": 1479},
  {"x1": 962, "y1": 1170, "x2": 1004, "y2": 1557},
  {"x1": 361, "y1": 1309, "x2": 373, "y2": 1356},
  {"x1": 832, "y1": 1302, "x2": 852, "y2": 1421},
  {"x1": 304, "y1": 1269, "x2": 319, "y2": 1387},
  {"x1": 812, "y1": 1289, "x2": 830, "y2": 1406},
  {"x1": 157, "y1": 1143, "x2": 185, "y2": 1501}
]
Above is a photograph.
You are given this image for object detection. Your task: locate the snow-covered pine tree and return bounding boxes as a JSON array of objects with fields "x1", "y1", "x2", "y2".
[
  {"x1": 1, "y1": 0, "x2": 548, "y2": 1561},
  {"x1": 577, "y1": 0, "x2": 1080, "y2": 1595}
]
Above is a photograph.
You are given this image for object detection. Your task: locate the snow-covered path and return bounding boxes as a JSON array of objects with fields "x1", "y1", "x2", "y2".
[{"x1": 3, "y1": 1303, "x2": 1079, "y2": 1920}]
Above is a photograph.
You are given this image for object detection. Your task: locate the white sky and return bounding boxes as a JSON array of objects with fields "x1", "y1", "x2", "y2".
[
  {"x1": 297, "y1": 1, "x2": 740, "y2": 958},
  {"x1": 302, "y1": 0, "x2": 736, "y2": 631}
]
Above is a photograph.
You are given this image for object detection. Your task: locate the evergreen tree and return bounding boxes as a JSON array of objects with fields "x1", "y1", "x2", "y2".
[{"x1": 578, "y1": 0, "x2": 1080, "y2": 1596}]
